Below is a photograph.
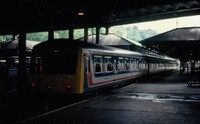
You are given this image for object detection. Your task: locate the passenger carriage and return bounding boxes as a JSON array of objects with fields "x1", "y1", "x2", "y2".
[{"x1": 28, "y1": 39, "x2": 179, "y2": 94}]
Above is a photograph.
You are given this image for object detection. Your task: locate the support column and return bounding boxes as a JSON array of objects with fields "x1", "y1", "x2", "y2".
[
  {"x1": 18, "y1": 32, "x2": 27, "y2": 92},
  {"x1": 69, "y1": 28, "x2": 73, "y2": 40},
  {"x1": 48, "y1": 30, "x2": 54, "y2": 41},
  {"x1": 84, "y1": 27, "x2": 88, "y2": 42},
  {"x1": 96, "y1": 27, "x2": 100, "y2": 44},
  {"x1": 105, "y1": 27, "x2": 109, "y2": 35},
  {"x1": 12, "y1": 34, "x2": 16, "y2": 40}
]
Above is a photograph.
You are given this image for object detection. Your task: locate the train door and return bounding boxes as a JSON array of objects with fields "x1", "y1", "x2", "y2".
[
  {"x1": 29, "y1": 56, "x2": 42, "y2": 91},
  {"x1": 83, "y1": 55, "x2": 90, "y2": 91}
]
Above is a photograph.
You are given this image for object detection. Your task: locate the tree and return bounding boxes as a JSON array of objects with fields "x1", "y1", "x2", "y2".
[
  {"x1": 74, "y1": 29, "x2": 84, "y2": 39},
  {"x1": 111, "y1": 25, "x2": 157, "y2": 41},
  {"x1": 26, "y1": 32, "x2": 48, "y2": 42},
  {"x1": 54, "y1": 30, "x2": 69, "y2": 39},
  {"x1": 0, "y1": 35, "x2": 13, "y2": 42}
]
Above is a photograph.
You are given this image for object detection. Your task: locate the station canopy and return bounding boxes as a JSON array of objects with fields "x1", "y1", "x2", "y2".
[
  {"x1": 1, "y1": 0, "x2": 200, "y2": 34},
  {"x1": 140, "y1": 27, "x2": 200, "y2": 61},
  {"x1": 0, "y1": 40, "x2": 39, "y2": 56},
  {"x1": 79, "y1": 34, "x2": 142, "y2": 46}
]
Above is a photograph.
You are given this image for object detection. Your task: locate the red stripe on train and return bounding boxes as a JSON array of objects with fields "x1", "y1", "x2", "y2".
[{"x1": 88, "y1": 73, "x2": 144, "y2": 87}]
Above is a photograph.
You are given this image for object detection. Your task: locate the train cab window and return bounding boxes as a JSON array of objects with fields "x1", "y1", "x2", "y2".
[
  {"x1": 117, "y1": 57, "x2": 125, "y2": 71},
  {"x1": 104, "y1": 56, "x2": 112, "y2": 72},
  {"x1": 94, "y1": 56, "x2": 103, "y2": 73},
  {"x1": 37, "y1": 54, "x2": 77, "y2": 74}
]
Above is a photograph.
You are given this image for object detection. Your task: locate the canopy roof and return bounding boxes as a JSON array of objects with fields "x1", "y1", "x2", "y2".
[
  {"x1": 0, "y1": 0, "x2": 200, "y2": 34},
  {"x1": 0, "y1": 40, "x2": 39, "y2": 56},
  {"x1": 140, "y1": 27, "x2": 200, "y2": 61},
  {"x1": 79, "y1": 34, "x2": 142, "y2": 46},
  {"x1": 140, "y1": 27, "x2": 200, "y2": 42}
]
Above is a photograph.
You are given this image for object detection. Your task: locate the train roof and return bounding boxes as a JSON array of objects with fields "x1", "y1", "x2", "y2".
[
  {"x1": 78, "y1": 34, "x2": 172, "y2": 59},
  {"x1": 32, "y1": 39, "x2": 144, "y2": 57},
  {"x1": 78, "y1": 34, "x2": 143, "y2": 46},
  {"x1": 32, "y1": 39, "x2": 179, "y2": 62}
]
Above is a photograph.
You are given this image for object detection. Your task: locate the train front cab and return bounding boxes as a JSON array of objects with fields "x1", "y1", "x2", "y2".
[{"x1": 28, "y1": 46, "x2": 85, "y2": 94}]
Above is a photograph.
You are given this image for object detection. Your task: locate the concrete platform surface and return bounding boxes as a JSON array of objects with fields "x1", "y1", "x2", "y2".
[{"x1": 21, "y1": 72, "x2": 200, "y2": 124}]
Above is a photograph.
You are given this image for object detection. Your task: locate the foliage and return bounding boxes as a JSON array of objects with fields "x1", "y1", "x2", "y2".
[
  {"x1": 26, "y1": 32, "x2": 48, "y2": 42},
  {"x1": 1, "y1": 26, "x2": 156, "y2": 42},
  {"x1": 88, "y1": 28, "x2": 96, "y2": 35},
  {"x1": 74, "y1": 29, "x2": 84, "y2": 40},
  {"x1": 0, "y1": 35, "x2": 13, "y2": 42},
  {"x1": 111, "y1": 25, "x2": 157, "y2": 41},
  {"x1": 54, "y1": 30, "x2": 69, "y2": 39}
]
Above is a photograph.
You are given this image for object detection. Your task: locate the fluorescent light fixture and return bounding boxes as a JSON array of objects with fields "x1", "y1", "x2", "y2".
[{"x1": 78, "y1": 10, "x2": 84, "y2": 16}]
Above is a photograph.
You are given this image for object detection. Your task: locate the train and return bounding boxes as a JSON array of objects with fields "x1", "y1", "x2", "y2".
[
  {"x1": 28, "y1": 39, "x2": 179, "y2": 94},
  {"x1": 78, "y1": 34, "x2": 170, "y2": 58}
]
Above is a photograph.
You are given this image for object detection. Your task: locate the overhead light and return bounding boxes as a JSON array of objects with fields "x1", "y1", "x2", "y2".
[
  {"x1": 54, "y1": 50, "x2": 59, "y2": 53},
  {"x1": 78, "y1": 10, "x2": 84, "y2": 16}
]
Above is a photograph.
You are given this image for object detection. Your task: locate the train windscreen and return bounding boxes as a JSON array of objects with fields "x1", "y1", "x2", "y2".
[{"x1": 30, "y1": 54, "x2": 77, "y2": 74}]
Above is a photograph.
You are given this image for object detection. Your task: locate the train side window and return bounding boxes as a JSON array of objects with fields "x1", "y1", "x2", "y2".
[
  {"x1": 130, "y1": 59, "x2": 134, "y2": 71},
  {"x1": 145, "y1": 61, "x2": 148, "y2": 69},
  {"x1": 150, "y1": 62, "x2": 153, "y2": 69},
  {"x1": 151, "y1": 62, "x2": 154, "y2": 69},
  {"x1": 117, "y1": 57, "x2": 124, "y2": 71},
  {"x1": 104, "y1": 56, "x2": 112, "y2": 72},
  {"x1": 132, "y1": 59, "x2": 137, "y2": 70},
  {"x1": 142, "y1": 60, "x2": 146, "y2": 70},
  {"x1": 136, "y1": 59, "x2": 139, "y2": 70},
  {"x1": 114, "y1": 59, "x2": 117, "y2": 71},
  {"x1": 125, "y1": 58, "x2": 130, "y2": 70},
  {"x1": 94, "y1": 56, "x2": 103, "y2": 73},
  {"x1": 139, "y1": 60, "x2": 142, "y2": 70},
  {"x1": 153, "y1": 62, "x2": 155, "y2": 69}
]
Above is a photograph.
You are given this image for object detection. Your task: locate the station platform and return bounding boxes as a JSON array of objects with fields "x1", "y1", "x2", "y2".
[{"x1": 16, "y1": 71, "x2": 200, "y2": 124}]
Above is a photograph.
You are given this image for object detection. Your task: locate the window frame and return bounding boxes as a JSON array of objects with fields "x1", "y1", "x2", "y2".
[
  {"x1": 104, "y1": 56, "x2": 113, "y2": 73},
  {"x1": 94, "y1": 55, "x2": 103, "y2": 74},
  {"x1": 117, "y1": 57, "x2": 125, "y2": 71}
]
